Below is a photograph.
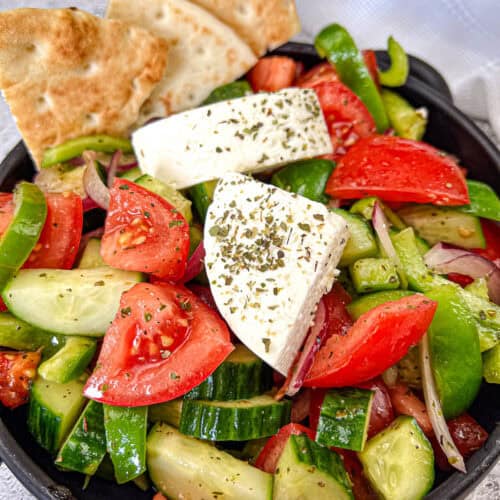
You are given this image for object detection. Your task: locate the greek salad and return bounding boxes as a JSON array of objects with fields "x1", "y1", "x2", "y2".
[{"x1": 0, "y1": 22, "x2": 499, "y2": 500}]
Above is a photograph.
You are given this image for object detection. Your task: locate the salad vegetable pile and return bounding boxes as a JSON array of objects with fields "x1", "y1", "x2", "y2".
[{"x1": 0, "y1": 19, "x2": 499, "y2": 500}]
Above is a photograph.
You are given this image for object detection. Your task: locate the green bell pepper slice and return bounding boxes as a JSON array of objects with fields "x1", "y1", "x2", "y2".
[
  {"x1": 457, "y1": 180, "x2": 500, "y2": 221},
  {"x1": 379, "y1": 36, "x2": 409, "y2": 87},
  {"x1": 347, "y1": 290, "x2": 414, "y2": 320},
  {"x1": 381, "y1": 89, "x2": 427, "y2": 140},
  {"x1": 271, "y1": 159, "x2": 335, "y2": 203},
  {"x1": 0, "y1": 182, "x2": 47, "y2": 291},
  {"x1": 315, "y1": 23, "x2": 389, "y2": 132},
  {"x1": 426, "y1": 285, "x2": 482, "y2": 419},
  {"x1": 188, "y1": 180, "x2": 218, "y2": 222},
  {"x1": 42, "y1": 135, "x2": 133, "y2": 168},
  {"x1": 202, "y1": 81, "x2": 252, "y2": 105}
]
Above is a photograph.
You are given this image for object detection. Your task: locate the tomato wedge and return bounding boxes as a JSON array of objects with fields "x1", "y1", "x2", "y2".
[
  {"x1": 248, "y1": 56, "x2": 297, "y2": 92},
  {"x1": 304, "y1": 294, "x2": 437, "y2": 387},
  {"x1": 0, "y1": 351, "x2": 41, "y2": 409},
  {"x1": 322, "y1": 282, "x2": 353, "y2": 339},
  {"x1": 101, "y1": 179, "x2": 190, "y2": 280},
  {"x1": 362, "y1": 50, "x2": 380, "y2": 88},
  {"x1": 84, "y1": 282, "x2": 233, "y2": 406},
  {"x1": 24, "y1": 192, "x2": 82, "y2": 269},
  {"x1": 297, "y1": 62, "x2": 339, "y2": 87},
  {"x1": 255, "y1": 423, "x2": 315, "y2": 473},
  {"x1": 357, "y1": 378, "x2": 394, "y2": 438},
  {"x1": 473, "y1": 219, "x2": 500, "y2": 262},
  {"x1": 304, "y1": 81, "x2": 376, "y2": 160},
  {"x1": 327, "y1": 135, "x2": 470, "y2": 205}
]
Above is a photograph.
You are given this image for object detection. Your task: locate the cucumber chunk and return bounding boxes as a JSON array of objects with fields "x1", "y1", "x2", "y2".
[
  {"x1": 55, "y1": 400, "x2": 106, "y2": 475},
  {"x1": 349, "y1": 257, "x2": 400, "y2": 293},
  {"x1": 347, "y1": 290, "x2": 414, "y2": 319},
  {"x1": 180, "y1": 394, "x2": 291, "y2": 441},
  {"x1": 27, "y1": 376, "x2": 86, "y2": 455},
  {"x1": 350, "y1": 197, "x2": 406, "y2": 230},
  {"x1": 149, "y1": 398, "x2": 183, "y2": 427},
  {"x1": 38, "y1": 337, "x2": 96, "y2": 384},
  {"x1": 184, "y1": 344, "x2": 272, "y2": 401},
  {"x1": 103, "y1": 405, "x2": 148, "y2": 484},
  {"x1": 147, "y1": 423, "x2": 273, "y2": 500},
  {"x1": 359, "y1": 416, "x2": 434, "y2": 500},
  {"x1": 3, "y1": 267, "x2": 143, "y2": 335},
  {"x1": 330, "y1": 208, "x2": 378, "y2": 266},
  {"x1": 316, "y1": 388, "x2": 374, "y2": 452},
  {"x1": 398, "y1": 204, "x2": 485, "y2": 249},
  {"x1": 188, "y1": 180, "x2": 218, "y2": 222},
  {"x1": 274, "y1": 433, "x2": 353, "y2": 500},
  {"x1": 117, "y1": 166, "x2": 142, "y2": 181},
  {"x1": 77, "y1": 238, "x2": 106, "y2": 269},
  {"x1": 483, "y1": 344, "x2": 500, "y2": 383}
]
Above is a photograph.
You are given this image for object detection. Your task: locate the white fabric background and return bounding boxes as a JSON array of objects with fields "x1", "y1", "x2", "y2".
[{"x1": 0, "y1": 1, "x2": 499, "y2": 499}]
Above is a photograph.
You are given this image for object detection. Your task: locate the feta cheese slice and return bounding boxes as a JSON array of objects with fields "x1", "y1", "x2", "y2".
[
  {"x1": 204, "y1": 173, "x2": 349, "y2": 375},
  {"x1": 132, "y1": 88, "x2": 332, "y2": 190}
]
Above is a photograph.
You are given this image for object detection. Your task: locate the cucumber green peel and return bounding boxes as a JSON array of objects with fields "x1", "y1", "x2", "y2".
[
  {"x1": 379, "y1": 36, "x2": 409, "y2": 87},
  {"x1": 41, "y1": 135, "x2": 133, "y2": 168},
  {"x1": 0, "y1": 182, "x2": 46, "y2": 291}
]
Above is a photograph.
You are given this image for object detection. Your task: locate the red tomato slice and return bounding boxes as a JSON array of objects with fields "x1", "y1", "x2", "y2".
[
  {"x1": 0, "y1": 193, "x2": 14, "y2": 235},
  {"x1": 335, "y1": 449, "x2": 378, "y2": 500},
  {"x1": 357, "y1": 378, "x2": 394, "y2": 438},
  {"x1": 101, "y1": 179, "x2": 190, "y2": 281},
  {"x1": 362, "y1": 49, "x2": 380, "y2": 88},
  {"x1": 322, "y1": 282, "x2": 353, "y2": 340},
  {"x1": 308, "y1": 388, "x2": 326, "y2": 433},
  {"x1": 304, "y1": 295, "x2": 437, "y2": 387},
  {"x1": 84, "y1": 282, "x2": 233, "y2": 406},
  {"x1": 0, "y1": 351, "x2": 41, "y2": 409},
  {"x1": 24, "y1": 192, "x2": 82, "y2": 269},
  {"x1": 255, "y1": 423, "x2": 315, "y2": 473},
  {"x1": 297, "y1": 62, "x2": 339, "y2": 87},
  {"x1": 327, "y1": 135, "x2": 470, "y2": 205},
  {"x1": 473, "y1": 219, "x2": 500, "y2": 262},
  {"x1": 247, "y1": 56, "x2": 297, "y2": 92}
]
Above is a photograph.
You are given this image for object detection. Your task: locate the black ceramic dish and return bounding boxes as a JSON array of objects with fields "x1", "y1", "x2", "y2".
[{"x1": 0, "y1": 42, "x2": 499, "y2": 500}]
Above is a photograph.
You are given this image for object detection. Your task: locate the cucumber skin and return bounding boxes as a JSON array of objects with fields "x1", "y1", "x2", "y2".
[
  {"x1": 483, "y1": 344, "x2": 500, "y2": 383},
  {"x1": 316, "y1": 388, "x2": 373, "y2": 452},
  {"x1": 55, "y1": 400, "x2": 106, "y2": 475},
  {"x1": 180, "y1": 397, "x2": 291, "y2": 441},
  {"x1": 77, "y1": 238, "x2": 106, "y2": 269},
  {"x1": 275, "y1": 434, "x2": 353, "y2": 500},
  {"x1": 349, "y1": 257, "x2": 400, "y2": 293},
  {"x1": 103, "y1": 405, "x2": 148, "y2": 484}
]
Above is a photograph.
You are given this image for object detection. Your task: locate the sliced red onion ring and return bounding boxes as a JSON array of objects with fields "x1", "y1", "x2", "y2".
[
  {"x1": 117, "y1": 161, "x2": 138, "y2": 172},
  {"x1": 83, "y1": 151, "x2": 110, "y2": 210},
  {"x1": 68, "y1": 156, "x2": 85, "y2": 167},
  {"x1": 107, "y1": 150, "x2": 122, "y2": 188},
  {"x1": 424, "y1": 243, "x2": 500, "y2": 304},
  {"x1": 372, "y1": 201, "x2": 408, "y2": 288},
  {"x1": 82, "y1": 197, "x2": 100, "y2": 212},
  {"x1": 278, "y1": 299, "x2": 327, "y2": 398},
  {"x1": 182, "y1": 241, "x2": 205, "y2": 283},
  {"x1": 420, "y1": 333, "x2": 466, "y2": 473}
]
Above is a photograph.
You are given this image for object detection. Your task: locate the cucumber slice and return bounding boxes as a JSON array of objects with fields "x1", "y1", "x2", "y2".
[
  {"x1": 77, "y1": 238, "x2": 106, "y2": 269},
  {"x1": 397, "y1": 346, "x2": 422, "y2": 389},
  {"x1": 55, "y1": 400, "x2": 106, "y2": 475},
  {"x1": 147, "y1": 423, "x2": 273, "y2": 500},
  {"x1": 38, "y1": 337, "x2": 96, "y2": 384},
  {"x1": 103, "y1": 405, "x2": 148, "y2": 484},
  {"x1": 3, "y1": 267, "x2": 143, "y2": 335},
  {"x1": 149, "y1": 398, "x2": 183, "y2": 427},
  {"x1": 359, "y1": 416, "x2": 434, "y2": 500},
  {"x1": 180, "y1": 394, "x2": 291, "y2": 441},
  {"x1": 27, "y1": 375, "x2": 86, "y2": 455},
  {"x1": 350, "y1": 197, "x2": 406, "y2": 230},
  {"x1": 398, "y1": 204, "x2": 485, "y2": 249},
  {"x1": 0, "y1": 312, "x2": 65, "y2": 359},
  {"x1": 483, "y1": 344, "x2": 500, "y2": 383},
  {"x1": 274, "y1": 434, "x2": 353, "y2": 500},
  {"x1": 117, "y1": 166, "x2": 142, "y2": 181},
  {"x1": 184, "y1": 344, "x2": 272, "y2": 401},
  {"x1": 134, "y1": 174, "x2": 192, "y2": 223},
  {"x1": 347, "y1": 290, "x2": 414, "y2": 319},
  {"x1": 188, "y1": 180, "x2": 218, "y2": 222},
  {"x1": 349, "y1": 257, "x2": 400, "y2": 293},
  {"x1": 330, "y1": 208, "x2": 378, "y2": 266},
  {"x1": 465, "y1": 277, "x2": 489, "y2": 300},
  {"x1": 35, "y1": 164, "x2": 86, "y2": 198},
  {"x1": 316, "y1": 388, "x2": 374, "y2": 452},
  {"x1": 458, "y1": 179, "x2": 500, "y2": 222}
]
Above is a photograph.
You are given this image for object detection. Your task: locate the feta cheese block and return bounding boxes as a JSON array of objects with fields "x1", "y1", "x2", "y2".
[
  {"x1": 204, "y1": 173, "x2": 349, "y2": 375},
  {"x1": 132, "y1": 88, "x2": 332, "y2": 190}
]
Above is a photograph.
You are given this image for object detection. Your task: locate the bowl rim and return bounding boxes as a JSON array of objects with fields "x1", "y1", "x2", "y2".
[{"x1": 0, "y1": 41, "x2": 499, "y2": 499}]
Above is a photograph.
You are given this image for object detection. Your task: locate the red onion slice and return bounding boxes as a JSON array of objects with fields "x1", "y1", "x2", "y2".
[
  {"x1": 372, "y1": 201, "x2": 408, "y2": 288},
  {"x1": 82, "y1": 197, "x2": 100, "y2": 212},
  {"x1": 107, "y1": 150, "x2": 122, "y2": 188},
  {"x1": 117, "y1": 161, "x2": 139, "y2": 172},
  {"x1": 420, "y1": 333, "x2": 466, "y2": 473},
  {"x1": 83, "y1": 151, "x2": 110, "y2": 210},
  {"x1": 182, "y1": 241, "x2": 205, "y2": 283},
  {"x1": 424, "y1": 243, "x2": 500, "y2": 304}
]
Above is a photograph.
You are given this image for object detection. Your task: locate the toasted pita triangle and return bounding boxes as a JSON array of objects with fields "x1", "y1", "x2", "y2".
[
  {"x1": 107, "y1": 0, "x2": 257, "y2": 122},
  {"x1": 0, "y1": 8, "x2": 168, "y2": 166},
  {"x1": 190, "y1": 0, "x2": 301, "y2": 56}
]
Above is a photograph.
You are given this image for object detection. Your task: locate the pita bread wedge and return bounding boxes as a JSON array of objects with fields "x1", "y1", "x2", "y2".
[
  {"x1": 190, "y1": 0, "x2": 301, "y2": 56},
  {"x1": 0, "y1": 8, "x2": 168, "y2": 167},
  {"x1": 107, "y1": 0, "x2": 257, "y2": 122}
]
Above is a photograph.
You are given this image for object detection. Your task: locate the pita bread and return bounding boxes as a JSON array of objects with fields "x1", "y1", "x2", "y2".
[
  {"x1": 190, "y1": 0, "x2": 301, "y2": 56},
  {"x1": 107, "y1": 0, "x2": 257, "y2": 122},
  {"x1": 0, "y1": 8, "x2": 168, "y2": 167}
]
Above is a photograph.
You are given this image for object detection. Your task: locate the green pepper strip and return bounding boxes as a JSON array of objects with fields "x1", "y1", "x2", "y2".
[
  {"x1": 271, "y1": 159, "x2": 335, "y2": 203},
  {"x1": 202, "y1": 81, "x2": 252, "y2": 105},
  {"x1": 379, "y1": 36, "x2": 409, "y2": 87},
  {"x1": 0, "y1": 182, "x2": 47, "y2": 291},
  {"x1": 457, "y1": 180, "x2": 500, "y2": 222},
  {"x1": 315, "y1": 23, "x2": 389, "y2": 132},
  {"x1": 42, "y1": 135, "x2": 133, "y2": 168},
  {"x1": 381, "y1": 89, "x2": 427, "y2": 140},
  {"x1": 188, "y1": 180, "x2": 218, "y2": 222}
]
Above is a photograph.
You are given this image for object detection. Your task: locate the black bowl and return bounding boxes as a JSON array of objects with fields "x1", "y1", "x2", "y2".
[{"x1": 0, "y1": 42, "x2": 499, "y2": 499}]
